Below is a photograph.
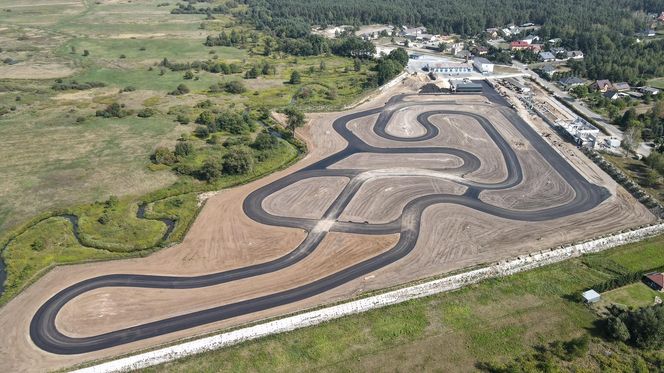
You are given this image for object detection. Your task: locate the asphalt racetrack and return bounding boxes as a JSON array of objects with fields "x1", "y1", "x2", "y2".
[{"x1": 30, "y1": 85, "x2": 610, "y2": 354}]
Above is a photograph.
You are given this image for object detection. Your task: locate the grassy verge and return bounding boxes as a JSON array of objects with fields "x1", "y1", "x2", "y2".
[{"x1": 139, "y1": 234, "x2": 664, "y2": 372}]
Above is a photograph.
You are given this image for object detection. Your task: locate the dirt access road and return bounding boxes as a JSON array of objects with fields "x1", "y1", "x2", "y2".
[{"x1": 0, "y1": 79, "x2": 654, "y2": 372}]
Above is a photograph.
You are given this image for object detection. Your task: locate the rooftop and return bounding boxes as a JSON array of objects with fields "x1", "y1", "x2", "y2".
[
  {"x1": 473, "y1": 57, "x2": 493, "y2": 64},
  {"x1": 646, "y1": 272, "x2": 664, "y2": 288}
]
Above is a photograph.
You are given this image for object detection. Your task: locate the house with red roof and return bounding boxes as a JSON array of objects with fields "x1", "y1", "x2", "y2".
[
  {"x1": 510, "y1": 41, "x2": 530, "y2": 50},
  {"x1": 644, "y1": 272, "x2": 664, "y2": 292}
]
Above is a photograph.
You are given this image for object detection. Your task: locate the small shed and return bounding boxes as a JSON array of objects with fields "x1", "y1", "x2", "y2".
[{"x1": 582, "y1": 289, "x2": 601, "y2": 303}]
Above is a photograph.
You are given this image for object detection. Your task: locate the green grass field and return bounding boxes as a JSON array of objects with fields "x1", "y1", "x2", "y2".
[
  {"x1": 0, "y1": 137, "x2": 299, "y2": 305},
  {"x1": 0, "y1": 0, "x2": 373, "y2": 237},
  {"x1": 138, "y1": 235, "x2": 664, "y2": 372},
  {"x1": 599, "y1": 283, "x2": 660, "y2": 309},
  {"x1": 649, "y1": 77, "x2": 664, "y2": 90}
]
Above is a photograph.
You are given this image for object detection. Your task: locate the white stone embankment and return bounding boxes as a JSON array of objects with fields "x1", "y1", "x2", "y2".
[{"x1": 73, "y1": 222, "x2": 664, "y2": 373}]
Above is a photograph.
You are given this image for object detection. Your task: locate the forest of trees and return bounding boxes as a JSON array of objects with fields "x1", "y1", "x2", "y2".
[
  {"x1": 237, "y1": 0, "x2": 664, "y2": 83},
  {"x1": 241, "y1": 0, "x2": 664, "y2": 37}
]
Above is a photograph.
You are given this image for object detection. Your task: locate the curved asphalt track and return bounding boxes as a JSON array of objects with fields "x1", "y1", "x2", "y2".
[{"x1": 30, "y1": 85, "x2": 610, "y2": 354}]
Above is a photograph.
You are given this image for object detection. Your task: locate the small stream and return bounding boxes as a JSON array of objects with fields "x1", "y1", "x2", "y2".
[{"x1": 0, "y1": 204, "x2": 176, "y2": 297}]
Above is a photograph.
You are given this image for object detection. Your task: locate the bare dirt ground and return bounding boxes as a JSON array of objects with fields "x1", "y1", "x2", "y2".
[
  {"x1": 262, "y1": 176, "x2": 350, "y2": 219},
  {"x1": 0, "y1": 78, "x2": 655, "y2": 372},
  {"x1": 340, "y1": 176, "x2": 466, "y2": 224}
]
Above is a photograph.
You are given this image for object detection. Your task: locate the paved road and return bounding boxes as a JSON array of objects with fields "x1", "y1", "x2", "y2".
[{"x1": 29, "y1": 84, "x2": 610, "y2": 354}]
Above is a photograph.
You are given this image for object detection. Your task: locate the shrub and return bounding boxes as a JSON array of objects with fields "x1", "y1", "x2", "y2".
[
  {"x1": 174, "y1": 141, "x2": 194, "y2": 157},
  {"x1": 152, "y1": 146, "x2": 176, "y2": 165},
  {"x1": 194, "y1": 125, "x2": 210, "y2": 138},
  {"x1": 52, "y1": 80, "x2": 106, "y2": 91},
  {"x1": 169, "y1": 83, "x2": 190, "y2": 95},
  {"x1": 98, "y1": 213, "x2": 110, "y2": 225},
  {"x1": 176, "y1": 114, "x2": 190, "y2": 124},
  {"x1": 216, "y1": 110, "x2": 251, "y2": 134},
  {"x1": 199, "y1": 157, "x2": 222, "y2": 181},
  {"x1": 223, "y1": 145, "x2": 255, "y2": 174},
  {"x1": 95, "y1": 102, "x2": 131, "y2": 118},
  {"x1": 120, "y1": 85, "x2": 136, "y2": 92},
  {"x1": 195, "y1": 110, "x2": 215, "y2": 127},
  {"x1": 289, "y1": 70, "x2": 301, "y2": 84},
  {"x1": 31, "y1": 239, "x2": 45, "y2": 251},
  {"x1": 224, "y1": 80, "x2": 246, "y2": 94},
  {"x1": 253, "y1": 131, "x2": 279, "y2": 150},
  {"x1": 244, "y1": 66, "x2": 258, "y2": 79},
  {"x1": 137, "y1": 108, "x2": 156, "y2": 118},
  {"x1": 183, "y1": 70, "x2": 194, "y2": 80}
]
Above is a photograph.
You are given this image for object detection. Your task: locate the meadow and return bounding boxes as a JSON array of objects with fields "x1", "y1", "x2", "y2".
[{"x1": 0, "y1": 0, "x2": 377, "y2": 303}]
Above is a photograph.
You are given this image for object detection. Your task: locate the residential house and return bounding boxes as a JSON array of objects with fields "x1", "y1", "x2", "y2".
[
  {"x1": 613, "y1": 82, "x2": 631, "y2": 92},
  {"x1": 639, "y1": 29, "x2": 657, "y2": 37},
  {"x1": 455, "y1": 50, "x2": 472, "y2": 59},
  {"x1": 473, "y1": 46, "x2": 489, "y2": 55},
  {"x1": 528, "y1": 44, "x2": 543, "y2": 53},
  {"x1": 360, "y1": 32, "x2": 377, "y2": 41},
  {"x1": 521, "y1": 34, "x2": 540, "y2": 44},
  {"x1": 485, "y1": 28, "x2": 499, "y2": 39},
  {"x1": 603, "y1": 91, "x2": 620, "y2": 100},
  {"x1": 643, "y1": 272, "x2": 664, "y2": 292},
  {"x1": 550, "y1": 47, "x2": 567, "y2": 56},
  {"x1": 659, "y1": 12, "x2": 664, "y2": 22},
  {"x1": 416, "y1": 33, "x2": 438, "y2": 42},
  {"x1": 540, "y1": 64, "x2": 557, "y2": 78},
  {"x1": 592, "y1": 80, "x2": 613, "y2": 92},
  {"x1": 640, "y1": 87, "x2": 661, "y2": 95},
  {"x1": 539, "y1": 51, "x2": 556, "y2": 62},
  {"x1": 548, "y1": 38, "x2": 562, "y2": 44},
  {"x1": 559, "y1": 76, "x2": 584, "y2": 90},
  {"x1": 510, "y1": 41, "x2": 530, "y2": 50},
  {"x1": 402, "y1": 26, "x2": 427, "y2": 40},
  {"x1": 566, "y1": 50, "x2": 584, "y2": 59}
]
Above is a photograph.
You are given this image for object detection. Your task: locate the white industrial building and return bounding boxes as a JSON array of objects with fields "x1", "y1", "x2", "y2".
[
  {"x1": 428, "y1": 63, "x2": 473, "y2": 75},
  {"x1": 558, "y1": 117, "x2": 600, "y2": 148},
  {"x1": 472, "y1": 57, "x2": 494, "y2": 74}
]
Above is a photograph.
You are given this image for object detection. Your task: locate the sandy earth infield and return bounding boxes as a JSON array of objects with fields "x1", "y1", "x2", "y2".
[
  {"x1": 384, "y1": 107, "x2": 428, "y2": 138},
  {"x1": 0, "y1": 81, "x2": 656, "y2": 372},
  {"x1": 340, "y1": 176, "x2": 467, "y2": 224},
  {"x1": 346, "y1": 108, "x2": 509, "y2": 183},
  {"x1": 329, "y1": 152, "x2": 464, "y2": 170},
  {"x1": 262, "y1": 176, "x2": 350, "y2": 219}
]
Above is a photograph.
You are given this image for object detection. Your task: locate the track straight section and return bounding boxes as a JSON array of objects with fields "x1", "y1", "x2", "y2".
[{"x1": 30, "y1": 84, "x2": 609, "y2": 354}]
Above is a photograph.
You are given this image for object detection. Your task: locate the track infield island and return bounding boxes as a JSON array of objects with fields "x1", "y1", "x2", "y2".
[{"x1": 0, "y1": 81, "x2": 655, "y2": 371}]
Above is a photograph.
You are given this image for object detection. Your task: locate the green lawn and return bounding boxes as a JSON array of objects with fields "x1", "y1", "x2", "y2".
[
  {"x1": 139, "y1": 236, "x2": 664, "y2": 373},
  {"x1": 648, "y1": 77, "x2": 664, "y2": 90},
  {"x1": 599, "y1": 283, "x2": 660, "y2": 309}
]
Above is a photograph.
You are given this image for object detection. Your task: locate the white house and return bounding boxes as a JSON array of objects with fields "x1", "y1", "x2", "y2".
[{"x1": 473, "y1": 57, "x2": 494, "y2": 73}]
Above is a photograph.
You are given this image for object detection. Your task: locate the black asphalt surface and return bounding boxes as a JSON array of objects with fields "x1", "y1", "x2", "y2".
[{"x1": 30, "y1": 84, "x2": 610, "y2": 354}]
